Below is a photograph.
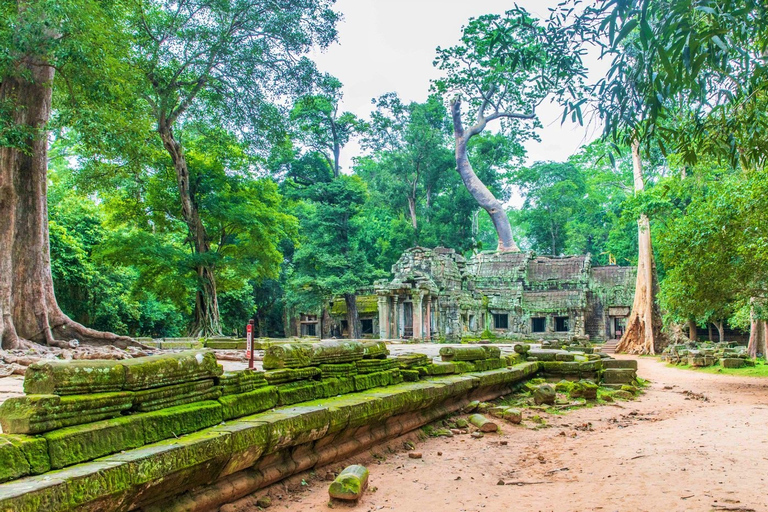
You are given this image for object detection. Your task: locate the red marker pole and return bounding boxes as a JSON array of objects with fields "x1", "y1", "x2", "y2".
[{"x1": 246, "y1": 319, "x2": 255, "y2": 369}]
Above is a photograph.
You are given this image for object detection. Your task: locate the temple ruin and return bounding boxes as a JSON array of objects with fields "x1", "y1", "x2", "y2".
[{"x1": 372, "y1": 247, "x2": 635, "y2": 342}]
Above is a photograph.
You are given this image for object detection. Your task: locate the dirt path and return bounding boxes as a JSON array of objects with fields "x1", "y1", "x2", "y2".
[{"x1": 256, "y1": 357, "x2": 768, "y2": 512}]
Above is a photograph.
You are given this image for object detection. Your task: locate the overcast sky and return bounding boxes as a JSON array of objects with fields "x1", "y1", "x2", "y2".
[{"x1": 310, "y1": 0, "x2": 603, "y2": 172}]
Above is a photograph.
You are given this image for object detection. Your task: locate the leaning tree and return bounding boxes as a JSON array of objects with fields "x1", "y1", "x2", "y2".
[
  {"x1": 129, "y1": 0, "x2": 339, "y2": 336},
  {"x1": 0, "y1": 0, "x2": 141, "y2": 349},
  {"x1": 432, "y1": 8, "x2": 588, "y2": 252}
]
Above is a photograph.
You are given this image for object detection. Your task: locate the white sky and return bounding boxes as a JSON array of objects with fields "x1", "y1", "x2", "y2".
[{"x1": 310, "y1": 0, "x2": 603, "y2": 172}]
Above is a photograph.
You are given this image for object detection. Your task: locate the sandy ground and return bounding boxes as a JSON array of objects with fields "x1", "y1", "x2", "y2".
[{"x1": 252, "y1": 356, "x2": 768, "y2": 512}]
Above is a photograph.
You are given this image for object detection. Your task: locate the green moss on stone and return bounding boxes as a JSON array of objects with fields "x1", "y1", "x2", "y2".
[
  {"x1": 141, "y1": 400, "x2": 223, "y2": 445},
  {"x1": 218, "y1": 386, "x2": 278, "y2": 420},
  {"x1": 120, "y1": 350, "x2": 222, "y2": 391},
  {"x1": 23, "y1": 360, "x2": 126, "y2": 396},
  {"x1": 43, "y1": 415, "x2": 145, "y2": 469}
]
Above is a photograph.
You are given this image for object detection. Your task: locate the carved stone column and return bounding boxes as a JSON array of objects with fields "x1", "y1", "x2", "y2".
[
  {"x1": 377, "y1": 295, "x2": 389, "y2": 339},
  {"x1": 425, "y1": 297, "x2": 432, "y2": 341},
  {"x1": 412, "y1": 292, "x2": 424, "y2": 341},
  {"x1": 393, "y1": 296, "x2": 400, "y2": 339}
]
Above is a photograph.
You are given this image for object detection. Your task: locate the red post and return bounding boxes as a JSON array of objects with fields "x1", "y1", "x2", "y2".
[{"x1": 246, "y1": 319, "x2": 255, "y2": 369}]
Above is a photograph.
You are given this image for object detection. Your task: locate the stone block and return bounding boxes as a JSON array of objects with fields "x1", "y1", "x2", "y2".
[
  {"x1": 218, "y1": 386, "x2": 278, "y2": 420},
  {"x1": 276, "y1": 380, "x2": 320, "y2": 406},
  {"x1": 264, "y1": 367, "x2": 321, "y2": 385},
  {"x1": 0, "y1": 392, "x2": 134, "y2": 434},
  {"x1": 721, "y1": 358, "x2": 746, "y2": 369},
  {"x1": 43, "y1": 415, "x2": 145, "y2": 469},
  {"x1": 263, "y1": 340, "x2": 364, "y2": 370},
  {"x1": 141, "y1": 401, "x2": 223, "y2": 445},
  {"x1": 0, "y1": 435, "x2": 49, "y2": 483},
  {"x1": 131, "y1": 379, "x2": 221, "y2": 412},
  {"x1": 361, "y1": 341, "x2": 389, "y2": 359},
  {"x1": 601, "y1": 359, "x2": 638, "y2": 370},
  {"x1": 217, "y1": 369, "x2": 268, "y2": 395},
  {"x1": 601, "y1": 368, "x2": 637, "y2": 384},
  {"x1": 121, "y1": 350, "x2": 223, "y2": 391},
  {"x1": 23, "y1": 359, "x2": 126, "y2": 396},
  {"x1": 533, "y1": 384, "x2": 556, "y2": 405}
]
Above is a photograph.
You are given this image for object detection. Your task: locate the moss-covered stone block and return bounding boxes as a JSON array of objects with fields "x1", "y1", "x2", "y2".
[
  {"x1": 141, "y1": 401, "x2": 223, "y2": 445},
  {"x1": 0, "y1": 437, "x2": 35, "y2": 483},
  {"x1": 257, "y1": 406, "x2": 331, "y2": 451},
  {"x1": 264, "y1": 367, "x2": 321, "y2": 385},
  {"x1": 120, "y1": 350, "x2": 222, "y2": 391},
  {"x1": 218, "y1": 386, "x2": 278, "y2": 421},
  {"x1": 353, "y1": 371, "x2": 392, "y2": 391},
  {"x1": 132, "y1": 379, "x2": 221, "y2": 412},
  {"x1": 401, "y1": 369, "x2": 420, "y2": 382},
  {"x1": 601, "y1": 359, "x2": 637, "y2": 370},
  {"x1": 319, "y1": 363, "x2": 357, "y2": 379},
  {"x1": 361, "y1": 341, "x2": 389, "y2": 359},
  {"x1": 601, "y1": 368, "x2": 637, "y2": 384},
  {"x1": 23, "y1": 360, "x2": 126, "y2": 396},
  {"x1": 424, "y1": 362, "x2": 457, "y2": 376},
  {"x1": 318, "y1": 377, "x2": 356, "y2": 398},
  {"x1": 43, "y1": 415, "x2": 145, "y2": 469},
  {"x1": 217, "y1": 369, "x2": 267, "y2": 396},
  {"x1": 264, "y1": 341, "x2": 364, "y2": 370},
  {"x1": 212, "y1": 420, "x2": 273, "y2": 476},
  {"x1": 276, "y1": 380, "x2": 320, "y2": 406},
  {"x1": 0, "y1": 392, "x2": 134, "y2": 434},
  {"x1": 108, "y1": 430, "x2": 232, "y2": 509}
]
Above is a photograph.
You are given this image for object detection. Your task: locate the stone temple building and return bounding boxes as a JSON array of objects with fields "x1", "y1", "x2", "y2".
[{"x1": 372, "y1": 247, "x2": 636, "y2": 342}]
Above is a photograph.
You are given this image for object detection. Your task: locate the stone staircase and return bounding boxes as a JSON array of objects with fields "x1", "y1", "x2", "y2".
[{"x1": 600, "y1": 339, "x2": 620, "y2": 354}]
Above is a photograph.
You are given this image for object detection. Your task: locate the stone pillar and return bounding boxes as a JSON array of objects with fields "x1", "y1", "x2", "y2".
[
  {"x1": 425, "y1": 297, "x2": 432, "y2": 341},
  {"x1": 377, "y1": 295, "x2": 389, "y2": 339},
  {"x1": 393, "y1": 296, "x2": 400, "y2": 339},
  {"x1": 412, "y1": 292, "x2": 423, "y2": 341}
]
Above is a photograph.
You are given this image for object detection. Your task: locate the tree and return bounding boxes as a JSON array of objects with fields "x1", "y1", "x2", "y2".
[
  {"x1": 97, "y1": 125, "x2": 297, "y2": 337},
  {"x1": 513, "y1": 162, "x2": 587, "y2": 256},
  {"x1": 360, "y1": 93, "x2": 454, "y2": 242},
  {"x1": 129, "y1": 0, "x2": 338, "y2": 336},
  {"x1": 285, "y1": 174, "x2": 376, "y2": 339},
  {"x1": 0, "y1": 0, "x2": 141, "y2": 349},
  {"x1": 432, "y1": 7, "x2": 587, "y2": 252},
  {"x1": 290, "y1": 74, "x2": 361, "y2": 178}
]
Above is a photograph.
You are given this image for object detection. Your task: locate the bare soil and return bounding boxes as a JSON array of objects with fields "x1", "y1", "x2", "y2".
[{"x1": 250, "y1": 356, "x2": 768, "y2": 512}]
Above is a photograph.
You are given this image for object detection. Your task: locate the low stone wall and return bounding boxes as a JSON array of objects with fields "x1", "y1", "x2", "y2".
[{"x1": 0, "y1": 364, "x2": 537, "y2": 512}]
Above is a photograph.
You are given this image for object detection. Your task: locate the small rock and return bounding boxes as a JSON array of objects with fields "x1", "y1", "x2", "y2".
[
  {"x1": 324, "y1": 472, "x2": 336, "y2": 481},
  {"x1": 497, "y1": 479, "x2": 505, "y2": 485},
  {"x1": 499, "y1": 440, "x2": 508, "y2": 446},
  {"x1": 450, "y1": 428, "x2": 462, "y2": 435},
  {"x1": 255, "y1": 496, "x2": 272, "y2": 508},
  {"x1": 471, "y1": 432, "x2": 484, "y2": 439},
  {"x1": 437, "y1": 451, "x2": 443, "y2": 456},
  {"x1": 409, "y1": 452, "x2": 423, "y2": 459},
  {"x1": 455, "y1": 418, "x2": 469, "y2": 428}
]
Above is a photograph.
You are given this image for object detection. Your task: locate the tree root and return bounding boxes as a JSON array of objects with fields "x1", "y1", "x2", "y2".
[{"x1": 50, "y1": 315, "x2": 152, "y2": 350}]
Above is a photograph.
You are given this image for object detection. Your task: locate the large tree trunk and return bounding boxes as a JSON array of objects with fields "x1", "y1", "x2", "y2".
[
  {"x1": 688, "y1": 319, "x2": 698, "y2": 341},
  {"x1": 747, "y1": 299, "x2": 767, "y2": 358},
  {"x1": 344, "y1": 293, "x2": 361, "y2": 339},
  {"x1": 158, "y1": 125, "x2": 222, "y2": 337},
  {"x1": 615, "y1": 140, "x2": 665, "y2": 355},
  {"x1": 0, "y1": 59, "x2": 137, "y2": 350},
  {"x1": 407, "y1": 195, "x2": 418, "y2": 232},
  {"x1": 450, "y1": 99, "x2": 519, "y2": 252}
]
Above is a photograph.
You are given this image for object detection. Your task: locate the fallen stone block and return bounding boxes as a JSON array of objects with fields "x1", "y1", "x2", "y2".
[
  {"x1": 721, "y1": 358, "x2": 746, "y2": 369},
  {"x1": 468, "y1": 414, "x2": 498, "y2": 432},
  {"x1": 355, "y1": 359, "x2": 395, "y2": 374},
  {"x1": 142, "y1": 401, "x2": 223, "y2": 445},
  {"x1": 329, "y1": 465, "x2": 369, "y2": 501},
  {"x1": 276, "y1": 380, "x2": 320, "y2": 406},
  {"x1": 533, "y1": 384, "x2": 556, "y2": 405},
  {"x1": 439, "y1": 346, "x2": 489, "y2": 362},
  {"x1": 318, "y1": 363, "x2": 357, "y2": 379}
]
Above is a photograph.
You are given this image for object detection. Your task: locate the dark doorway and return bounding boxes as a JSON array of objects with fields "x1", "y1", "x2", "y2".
[
  {"x1": 532, "y1": 317, "x2": 546, "y2": 333},
  {"x1": 493, "y1": 313, "x2": 509, "y2": 329},
  {"x1": 361, "y1": 319, "x2": 373, "y2": 334},
  {"x1": 555, "y1": 316, "x2": 569, "y2": 332}
]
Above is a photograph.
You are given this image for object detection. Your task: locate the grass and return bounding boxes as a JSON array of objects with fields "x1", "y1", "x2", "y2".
[{"x1": 667, "y1": 358, "x2": 768, "y2": 377}]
